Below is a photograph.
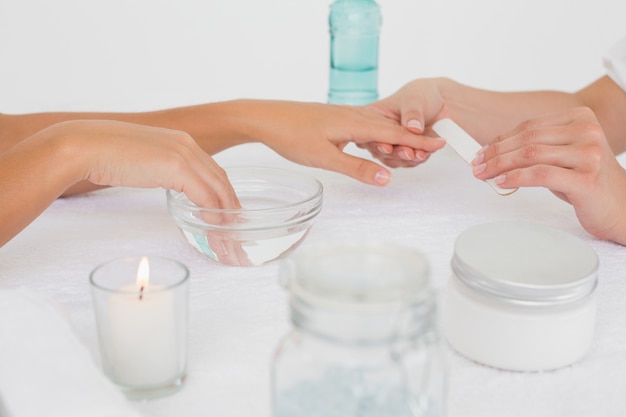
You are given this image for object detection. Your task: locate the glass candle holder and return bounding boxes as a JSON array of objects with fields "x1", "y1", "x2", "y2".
[{"x1": 90, "y1": 256, "x2": 189, "y2": 400}]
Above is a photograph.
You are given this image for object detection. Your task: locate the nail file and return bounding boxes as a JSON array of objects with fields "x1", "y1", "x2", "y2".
[{"x1": 432, "y1": 118, "x2": 518, "y2": 196}]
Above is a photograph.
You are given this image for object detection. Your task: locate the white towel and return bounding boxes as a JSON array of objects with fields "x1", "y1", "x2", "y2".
[{"x1": 0, "y1": 287, "x2": 141, "y2": 417}]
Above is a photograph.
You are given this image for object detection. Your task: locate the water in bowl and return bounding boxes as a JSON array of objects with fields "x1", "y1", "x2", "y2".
[{"x1": 181, "y1": 224, "x2": 311, "y2": 267}]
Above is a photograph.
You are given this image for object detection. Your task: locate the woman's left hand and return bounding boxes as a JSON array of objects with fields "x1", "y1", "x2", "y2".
[{"x1": 472, "y1": 106, "x2": 626, "y2": 244}]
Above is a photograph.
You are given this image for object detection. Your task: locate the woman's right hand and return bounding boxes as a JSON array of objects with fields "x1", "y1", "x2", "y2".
[
  {"x1": 62, "y1": 119, "x2": 240, "y2": 210},
  {"x1": 0, "y1": 119, "x2": 240, "y2": 247}
]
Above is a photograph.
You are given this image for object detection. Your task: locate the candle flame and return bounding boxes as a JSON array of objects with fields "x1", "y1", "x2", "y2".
[{"x1": 136, "y1": 256, "x2": 150, "y2": 292}]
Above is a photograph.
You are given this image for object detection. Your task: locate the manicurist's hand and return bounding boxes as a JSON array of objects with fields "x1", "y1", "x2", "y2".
[
  {"x1": 362, "y1": 78, "x2": 450, "y2": 168},
  {"x1": 472, "y1": 107, "x2": 626, "y2": 245}
]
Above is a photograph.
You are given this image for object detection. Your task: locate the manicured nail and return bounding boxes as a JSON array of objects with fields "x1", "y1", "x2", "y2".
[
  {"x1": 472, "y1": 163, "x2": 486, "y2": 175},
  {"x1": 377, "y1": 145, "x2": 391, "y2": 154},
  {"x1": 471, "y1": 152, "x2": 484, "y2": 166},
  {"x1": 494, "y1": 174, "x2": 506, "y2": 184},
  {"x1": 407, "y1": 119, "x2": 423, "y2": 131},
  {"x1": 399, "y1": 150, "x2": 411, "y2": 161},
  {"x1": 414, "y1": 151, "x2": 426, "y2": 161},
  {"x1": 374, "y1": 170, "x2": 392, "y2": 185}
]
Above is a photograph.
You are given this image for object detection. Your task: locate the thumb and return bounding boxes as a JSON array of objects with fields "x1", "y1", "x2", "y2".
[{"x1": 400, "y1": 105, "x2": 426, "y2": 135}]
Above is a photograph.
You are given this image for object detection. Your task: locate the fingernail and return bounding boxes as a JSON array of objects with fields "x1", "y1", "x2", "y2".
[
  {"x1": 471, "y1": 153, "x2": 484, "y2": 166},
  {"x1": 494, "y1": 174, "x2": 506, "y2": 184},
  {"x1": 472, "y1": 163, "x2": 486, "y2": 175},
  {"x1": 407, "y1": 119, "x2": 423, "y2": 131},
  {"x1": 377, "y1": 145, "x2": 391, "y2": 154},
  {"x1": 399, "y1": 150, "x2": 411, "y2": 161},
  {"x1": 414, "y1": 151, "x2": 426, "y2": 161},
  {"x1": 374, "y1": 170, "x2": 392, "y2": 185}
]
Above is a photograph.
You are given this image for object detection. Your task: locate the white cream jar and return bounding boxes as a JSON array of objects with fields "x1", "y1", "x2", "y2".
[{"x1": 442, "y1": 221, "x2": 598, "y2": 372}]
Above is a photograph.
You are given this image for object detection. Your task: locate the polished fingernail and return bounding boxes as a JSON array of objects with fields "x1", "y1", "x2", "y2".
[
  {"x1": 399, "y1": 150, "x2": 411, "y2": 160},
  {"x1": 374, "y1": 170, "x2": 392, "y2": 185},
  {"x1": 472, "y1": 163, "x2": 486, "y2": 175},
  {"x1": 414, "y1": 151, "x2": 426, "y2": 161},
  {"x1": 407, "y1": 119, "x2": 423, "y2": 131},
  {"x1": 377, "y1": 145, "x2": 391, "y2": 154},
  {"x1": 471, "y1": 152, "x2": 484, "y2": 165},
  {"x1": 494, "y1": 174, "x2": 506, "y2": 184}
]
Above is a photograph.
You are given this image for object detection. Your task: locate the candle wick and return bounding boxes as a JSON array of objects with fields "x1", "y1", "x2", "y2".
[{"x1": 139, "y1": 285, "x2": 144, "y2": 301}]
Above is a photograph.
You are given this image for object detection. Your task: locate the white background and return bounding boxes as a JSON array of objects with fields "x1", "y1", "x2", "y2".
[{"x1": 1, "y1": 0, "x2": 625, "y2": 113}]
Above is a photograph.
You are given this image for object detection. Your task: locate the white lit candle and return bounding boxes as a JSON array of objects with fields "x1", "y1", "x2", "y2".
[
  {"x1": 90, "y1": 256, "x2": 189, "y2": 398},
  {"x1": 106, "y1": 257, "x2": 178, "y2": 386}
]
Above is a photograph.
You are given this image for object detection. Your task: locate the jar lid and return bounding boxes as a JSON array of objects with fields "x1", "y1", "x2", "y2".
[
  {"x1": 452, "y1": 221, "x2": 598, "y2": 305},
  {"x1": 280, "y1": 240, "x2": 431, "y2": 310}
]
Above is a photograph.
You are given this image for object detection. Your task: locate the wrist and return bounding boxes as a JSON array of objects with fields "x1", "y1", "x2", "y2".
[
  {"x1": 219, "y1": 99, "x2": 294, "y2": 149},
  {"x1": 40, "y1": 121, "x2": 91, "y2": 185}
]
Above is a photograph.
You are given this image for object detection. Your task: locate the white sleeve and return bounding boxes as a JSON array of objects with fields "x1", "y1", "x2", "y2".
[{"x1": 603, "y1": 36, "x2": 626, "y2": 92}]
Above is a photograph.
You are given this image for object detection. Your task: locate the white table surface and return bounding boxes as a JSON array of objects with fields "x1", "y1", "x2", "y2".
[{"x1": 2, "y1": 142, "x2": 626, "y2": 417}]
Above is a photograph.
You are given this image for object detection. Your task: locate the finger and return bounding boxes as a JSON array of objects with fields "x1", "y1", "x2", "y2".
[
  {"x1": 399, "y1": 104, "x2": 426, "y2": 135},
  {"x1": 392, "y1": 145, "x2": 432, "y2": 162},
  {"x1": 185, "y1": 145, "x2": 241, "y2": 209},
  {"x1": 232, "y1": 241, "x2": 252, "y2": 267},
  {"x1": 386, "y1": 131, "x2": 446, "y2": 153},
  {"x1": 474, "y1": 143, "x2": 589, "y2": 181},
  {"x1": 375, "y1": 142, "x2": 394, "y2": 155},
  {"x1": 490, "y1": 164, "x2": 582, "y2": 197},
  {"x1": 356, "y1": 143, "x2": 428, "y2": 168},
  {"x1": 321, "y1": 148, "x2": 393, "y2": 186},
  {"x1": 349, "y1": 120, "x2": 446, "y2": 153},
  {"x1": 485, "y1": 107, "x2": 599, "y2": 157},
  {"x1": 482, "y1": 125, "x2": 585, "y2": 163},
  {"x1": 206, "y1": 232, "x2": 239, "y2": 266}
]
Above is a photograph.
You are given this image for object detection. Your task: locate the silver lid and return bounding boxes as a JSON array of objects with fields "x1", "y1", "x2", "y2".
[{"x1": 452, "y1": 221, "x2": 598, "y2": 306}]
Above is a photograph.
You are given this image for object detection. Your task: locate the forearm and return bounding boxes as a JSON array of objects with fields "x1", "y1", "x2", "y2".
[
  {"x1": 437, "y1": 76, "x2": 626, "y2": 154},
  {"x1": 437, "y1": 78, "x2": 585, "y2": 144},
  {"x1": 0, "y1": 101, "x2": 253, "y2": 155},
  {"x1": 0, "y1": 101, "x2": 261, "y2": 197},
  {"x1": 0, "y1": 125, "x2": 83, "y2": 246}
]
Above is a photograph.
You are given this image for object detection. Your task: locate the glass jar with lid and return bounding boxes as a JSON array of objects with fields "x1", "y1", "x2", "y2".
[{"x1": 272, "y1": 241, "x2": 447, "y2": 417}]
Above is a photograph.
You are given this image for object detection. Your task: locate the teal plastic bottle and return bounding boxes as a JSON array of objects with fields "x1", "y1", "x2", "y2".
[{"x1": 328, "y1": 0, "x2": 382, "y2": 105}]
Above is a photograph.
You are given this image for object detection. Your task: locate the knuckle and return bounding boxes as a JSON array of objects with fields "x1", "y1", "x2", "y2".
[
  {"x1": 504, "y1": 169, "x2": 520, "y2": 184},
  {"x1": 356, "y1": 160, "x2": 371, "y2": 179},
  {"x1": 167, "y1": 153, "x2": 189, "y2": 173},
  {"x1": 576, "y1": 121, "x2": 604, "y2": 143},
  {"x1": 517, "y1": 128, "x2": 537, "y2": 144},
  {"x1": 572, "y1": 106, "x2": 595, "y2": 120},
  {"x1": 172, "y1": 130, "x2": 195, "y2": 146},
  {"x1": 530, "y1": 165, "x2": 550, "y2": 183},
  {"x1": 488, "y1": 155, "x2": 506, "y2": 172},
  {"x1": 520, "y1": 144, "x2": 539, "y2": 162},
  {"x1": 580, "y1": 144, "x2": 603, "y2": 171},
  {"x1": 491, "y1": 133, "x2": 506, "y2": 145},
  {"x1": 516, "y1": 119, "x2": 535, "y2": 134}
]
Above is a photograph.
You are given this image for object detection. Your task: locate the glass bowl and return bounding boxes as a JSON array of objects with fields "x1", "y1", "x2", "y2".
[{"x1": 166, "y1": 167, "x2": 323, "y2": 267}]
